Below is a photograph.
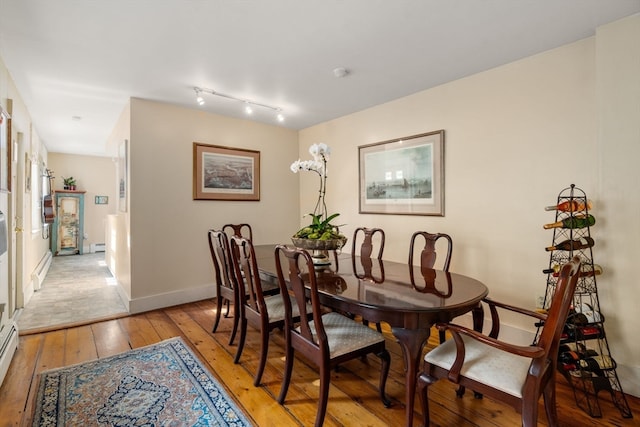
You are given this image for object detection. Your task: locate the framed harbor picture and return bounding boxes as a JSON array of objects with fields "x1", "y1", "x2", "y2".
[
  {"x1": 193, "y1": 142, "x2": 260, "y2": 201},
  {"x1": 358, "y1": 130, "x2": 444, "y2": 216}
]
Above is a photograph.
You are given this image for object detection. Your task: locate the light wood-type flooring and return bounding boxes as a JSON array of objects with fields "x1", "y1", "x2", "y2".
[{"x1": 1, "y1": 299, "x2": 638, "y2": 426}]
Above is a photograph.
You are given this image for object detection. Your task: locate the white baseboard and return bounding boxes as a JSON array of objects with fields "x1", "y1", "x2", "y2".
[
  {"x1": 128, "y1": 283, "x2": 214, "y2": 315},
  {"x1": 114, "y1": 282, "x2": 130, "y2": 312}
]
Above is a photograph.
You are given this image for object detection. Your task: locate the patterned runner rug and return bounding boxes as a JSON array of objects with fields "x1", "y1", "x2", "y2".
[{"x1": 32, "y1": 337, "x2": 252, "y2": 426}]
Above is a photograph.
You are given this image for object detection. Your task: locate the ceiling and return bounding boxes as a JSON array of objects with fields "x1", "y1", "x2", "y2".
[{"x1": 1, "y1": 1, "x2": 638, "y2": 157}]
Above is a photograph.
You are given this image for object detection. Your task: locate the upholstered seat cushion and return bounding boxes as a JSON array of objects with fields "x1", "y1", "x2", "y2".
[
  {"x1": 424, "y1": 334, "x2": 532, "y2": 398},
  {"x1": 264, "y1": 294, "x2": 308, "y2": 323},
  {"x1": 300, "y1": 312, "x2": 385, "y2": 359}
]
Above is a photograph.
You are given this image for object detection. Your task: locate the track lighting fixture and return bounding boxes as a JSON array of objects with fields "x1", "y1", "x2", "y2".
[
  {"x1": 194, "y1": 87, "x2": 205, "y2": 106},
  {"x1": 193, "y1": 86, "x2": 284, "y2": 122}
]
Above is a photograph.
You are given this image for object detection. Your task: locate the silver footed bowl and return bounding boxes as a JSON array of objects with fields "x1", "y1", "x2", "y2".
[{"x1": 291, "y1": 237, "x2": 347, "y2": 251}]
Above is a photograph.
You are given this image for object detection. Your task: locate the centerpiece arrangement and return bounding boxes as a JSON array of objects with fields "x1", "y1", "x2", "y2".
[{"x1": 290, "y1": 143, "x2": 347, "y2": 264}]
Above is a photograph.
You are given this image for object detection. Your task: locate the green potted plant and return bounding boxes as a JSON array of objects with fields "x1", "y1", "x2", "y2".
[{"x1": 62, "y1": 176, "x2": 77, "y2": 190}]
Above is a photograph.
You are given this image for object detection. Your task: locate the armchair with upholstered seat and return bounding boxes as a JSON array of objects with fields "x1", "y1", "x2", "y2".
[
  {"x1": 409, "y1": 231, "x2": 453, "y2": 343},
  {"x1": 417, "y1": 256, "x2": 581, "y2": 427}
]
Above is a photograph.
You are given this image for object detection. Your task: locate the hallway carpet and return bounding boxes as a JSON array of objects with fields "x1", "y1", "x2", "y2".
[{"x1": 17, "y1": 253, "x2": 128, "y2": 333}]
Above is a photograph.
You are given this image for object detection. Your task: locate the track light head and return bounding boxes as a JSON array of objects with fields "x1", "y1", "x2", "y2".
[{"x1": 194, "y1": 87, "x2": 205, "y2": 106}]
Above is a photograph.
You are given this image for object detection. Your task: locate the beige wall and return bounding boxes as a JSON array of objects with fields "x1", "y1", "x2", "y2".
[
  {"x1": 299, "y1": 16, "x2": 640, "y2": 395},
  {"x1": 595, "y1": 14, "x2": 640, "y2": 394},
  {"x1": 47, "y1": 153, "x2": 117, "y2": 252},
  {"x1": 126, "y1": 99, "x2": 299, "y2": 312},
  {"x1": 105, "y1": 103, "x2": 131, "y2": 301},
  {"x1": 0, "y1": 55, "x2": 50, "y2": 313}
]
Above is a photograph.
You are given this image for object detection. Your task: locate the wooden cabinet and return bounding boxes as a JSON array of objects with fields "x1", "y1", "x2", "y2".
[{"x1": 51, "y1": 191, "x2": 85, "y2": 256}]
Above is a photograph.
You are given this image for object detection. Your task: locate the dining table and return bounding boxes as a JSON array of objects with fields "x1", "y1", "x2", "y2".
[{"x1": 253, "y1": 244, "x2": 489, "y2": 427}]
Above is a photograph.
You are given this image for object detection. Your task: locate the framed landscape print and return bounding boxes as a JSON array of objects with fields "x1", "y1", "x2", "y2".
[
  {"x1": 193, "y1": 142, "x2": 260, "y2": 201},
  {"x1": 359, "y1": 130, "x2": 444, "y2": 216}
]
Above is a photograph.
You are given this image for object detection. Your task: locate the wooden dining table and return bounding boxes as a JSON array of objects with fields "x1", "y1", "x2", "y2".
[{"x1": 253, "y1": 244, "x2": 489, "y2": 427}]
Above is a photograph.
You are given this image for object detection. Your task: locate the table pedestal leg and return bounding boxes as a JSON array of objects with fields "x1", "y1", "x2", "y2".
[{"x1": 391, "y1": 327, "x2": 431, "y2": 427}]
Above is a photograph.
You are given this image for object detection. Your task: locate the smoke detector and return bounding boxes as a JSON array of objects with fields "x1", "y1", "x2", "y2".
[{"x1": 333, "y1": 67, "x2": 349, "y2": 78}]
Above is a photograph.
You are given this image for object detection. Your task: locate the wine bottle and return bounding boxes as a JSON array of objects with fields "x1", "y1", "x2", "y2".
[
  {"x1": 579, "y1": 264, "x2": 603, "y2": 277},
  {"x1": 545, "y1": 199, "x2": 592, "y2": 212},
  {"x1": 545, "y1": 237, "x2": 595, "y2": 251},
  {"x1": 543, "y1": 263, "x2": 602, "y2": 277},
  {"x1": 543, "y1": 214, "x2": 595, "y2": 230}
]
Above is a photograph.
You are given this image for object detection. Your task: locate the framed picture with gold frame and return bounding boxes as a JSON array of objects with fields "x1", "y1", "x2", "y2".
[
  {"x1": 193, "y1": 142, "x2": 260, "y2": 201},
  {"x1": 358, "y1": 130, "x2": 444, "y2": 216}
]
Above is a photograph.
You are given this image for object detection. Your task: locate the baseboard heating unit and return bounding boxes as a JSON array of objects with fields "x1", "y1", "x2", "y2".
[
  {"x1": 0, "y1": 322, "x2": 18, "y2": 387},
  {"x1": 90, "y1": 243, "x2": 106, "y2": 253},
  {"x1": 32, "y1": 251, "x2": 53, "y2": 291}
]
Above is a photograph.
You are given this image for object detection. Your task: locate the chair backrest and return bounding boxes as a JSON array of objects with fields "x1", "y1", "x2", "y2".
[
  {"x1": 223, "y1": 223, "x2": 253, "y2": 241},
  {"x1": 352, "y1": 227, "x2": 385, "y2": 259},
  {"x1": 409, "y1": 231, "x2": 453, "y2": 272},
  {"x1": 207, "y1": 229, "x2": 237, "y2": 292},
  {"x1": 536, "y1": 256, "x2": 581, "y2": 364},
  {"x1": 351, "y1": 227, "x2": 386, "y2": 282},
  {"x1": 275, "y1": 245, "x2": 329, "y2": 359},
  {"x1": 230, "y1": 236, "x2": 266, "y2": 316}
]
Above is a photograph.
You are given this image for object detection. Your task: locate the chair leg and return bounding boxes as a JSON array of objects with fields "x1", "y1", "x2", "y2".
[
  {"x1": 229, "y1": 304, "x2": 240, "y2": 345},
  {"x1": 543, "y1": 378, "x2": 559, "y2": 427},
  {"x1": 233, "y1": 315, "x2": 247, "y2": 364},
  {"x1": 254, "y1": 327, "x2": 270, "y2": 386},
  {"x1": 212, "y1": 296, "x2": 223, "y2": 333},
  {"x1": 438, "y1": 329, "x2": 446, "y2": 344},
  {"x1": 417, "y1": 372, "x2": 436, "y2": 427},
  {"x1": 277, "y1": 335, "x2": 294, "y2": 404},
  {"x1": 224, "y1": 299, "x2": 231, "y2": 317},
  {"x1": 521, "y1": 394, "x2": 540, "y2": 427},
  {"x1": 315, "y1": 364, "x2": 331, "y2": 427},
  {"x1": 377, "y1": 349, "x2": 392, "y2": 407}
]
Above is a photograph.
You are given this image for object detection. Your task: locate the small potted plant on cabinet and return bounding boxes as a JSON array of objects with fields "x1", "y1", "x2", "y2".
[{"x1": 62, "y1": 176, "x2": 77, "y2": 190}]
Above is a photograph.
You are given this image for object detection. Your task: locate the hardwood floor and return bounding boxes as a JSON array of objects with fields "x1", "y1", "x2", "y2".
[{"x1": 1, "y1": 299, "x2": 637, "y2": 426}]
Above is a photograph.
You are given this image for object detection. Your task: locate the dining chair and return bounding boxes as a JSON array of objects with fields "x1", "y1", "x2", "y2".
[
  {"x1": 207, "y1": 229, "x2": 242, "y2": 345},
  {"x1": 417, "y1": 256, "x2": 581, "y2": 427},
  {"x1": 351, "y1": 227, "x2": 385, "y2": 260},
  {"x1": 352, "y1": 227, "x2": 386, "y2": 329},
  {"x1": 409, "y1": 231, "x2": 453, "y2": 343},
  {"x1": 274, "y1": 245, "x2": 391, "y2": 427},
  {"x1": 230, "y1": 236, "x2": 307, "y2": 386},
  {"x1": 223, "y1": 223, "x2": 253, "y2": 241}
]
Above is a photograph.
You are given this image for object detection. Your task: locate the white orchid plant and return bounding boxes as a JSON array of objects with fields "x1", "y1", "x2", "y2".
[{"x1": 290, "y1": 143, "x2": 345, "y2": 240}]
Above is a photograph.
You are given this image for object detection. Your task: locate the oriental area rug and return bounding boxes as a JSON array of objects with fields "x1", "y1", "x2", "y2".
[{"x1": 32, "y1": 337, "x2": 252, "y2": 426}]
